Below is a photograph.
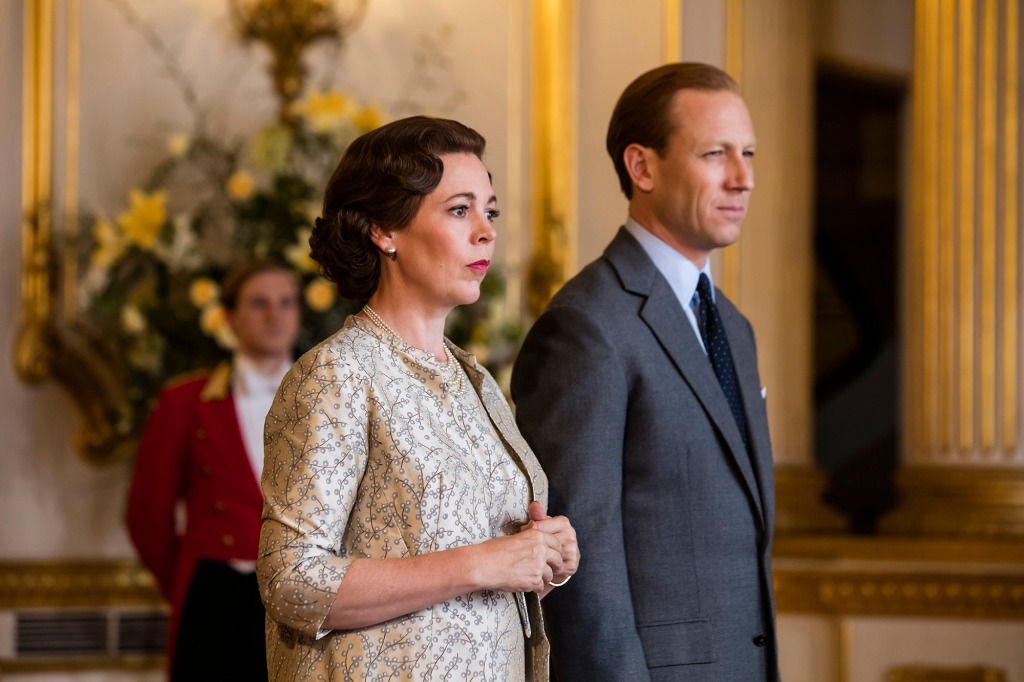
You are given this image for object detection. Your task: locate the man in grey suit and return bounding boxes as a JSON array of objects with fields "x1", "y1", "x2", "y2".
[{"x1": 511, "y1": 62, "x2": 779, "y2": 681}]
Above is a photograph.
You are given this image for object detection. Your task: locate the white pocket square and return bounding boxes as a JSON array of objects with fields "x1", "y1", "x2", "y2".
[{"x1": 761, "y1": 386, "x2": 767, "y2": 399}]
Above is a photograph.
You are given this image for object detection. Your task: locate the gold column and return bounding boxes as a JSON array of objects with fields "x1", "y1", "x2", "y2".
[
  {"x1": 15, "y1": 0, "x2": 55, "y2": 384},
  {"x1": 525, "y1": 0, "x2": 576, "y2": 318},
  {"x1": 886, "y1": 0, "x2": 1024, "y2": 538}
]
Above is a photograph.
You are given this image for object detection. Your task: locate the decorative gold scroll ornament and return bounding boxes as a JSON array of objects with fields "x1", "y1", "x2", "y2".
[{"x1": 230, "y1": 0, "x2": 368, "y2": 121}]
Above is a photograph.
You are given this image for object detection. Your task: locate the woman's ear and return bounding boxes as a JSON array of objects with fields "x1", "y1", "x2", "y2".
[
  {"x1": 623, "y1": 143, "x2": 655, "y2": 194},
  {"x1": 369, "y1": 224, "x2": 395, "y2": 254}
]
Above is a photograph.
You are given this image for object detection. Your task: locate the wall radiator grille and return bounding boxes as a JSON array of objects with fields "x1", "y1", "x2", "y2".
[{"x1": 2, "y1": 609, "x2": 168, "y2": 660}]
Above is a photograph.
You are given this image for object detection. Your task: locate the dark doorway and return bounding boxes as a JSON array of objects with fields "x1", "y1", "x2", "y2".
[{"x1": 813, "y1": 66, "x2": 906, "y2": 533}]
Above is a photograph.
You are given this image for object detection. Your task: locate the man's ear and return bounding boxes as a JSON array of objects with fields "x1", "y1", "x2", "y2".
[{"x1": 623, "y1": 144, "x2": 655, "y2": 194}]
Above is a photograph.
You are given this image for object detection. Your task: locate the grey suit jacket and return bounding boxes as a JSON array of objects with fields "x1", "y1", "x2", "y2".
[{"x1": 511, "y1": 228, "x2": 780, "y2": 682}]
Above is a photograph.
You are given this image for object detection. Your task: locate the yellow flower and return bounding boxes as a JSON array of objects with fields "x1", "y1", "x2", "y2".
[
  {"x1": 353, "y1": 105, "x2": 383, "y2": 133},
  {"x1": 285, "y1": 228, "x2": 317, "y2": 274},
  {"x1": 189, "y1": 277, "x2": 219, "y2": 308},
  {"x1": 167, "y1": 133, "x2": 191, "y2": 157},
  {"x1": 118, "y1": 189, "x2": 168, "y2": 250},
  {"x1": 304, "y1": 278, "x2": 336, "y2": 312},
  {"x1": 200, "y1": 303, "x2": 228, "y2": 336},
  {"x1": 201, "y1": 303, "x2": 237, "y2": 349},
  {"x1": 126, "y1": 332, "x2": 165, "y2": 375},
  {"x1": 214, "y1": 323, "x2": 238, "y2": 350},
  {"x1": 120, "y1": 305, "x2": 147, "y2": 335},
  {"x1": 293, "y1": 89, "x2": 353, "y2": 133},
  {"x1": 227, "y1": 171, "x2": 256, "y2": 200},
  {"x1": 90, "y1": 215, "x2": 126, "y2": 269}
]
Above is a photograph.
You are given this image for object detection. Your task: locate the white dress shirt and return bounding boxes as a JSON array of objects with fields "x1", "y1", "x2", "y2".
[
  {"x1": 624, "y1": 217, "x2": 715, "y2": 354},
  {"x1": 232, "y1": 353, "x2": 292, "y2": 483}
]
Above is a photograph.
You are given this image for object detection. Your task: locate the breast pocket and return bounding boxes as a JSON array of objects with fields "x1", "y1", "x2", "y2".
[{"x1": 637, "y1": 618, "x2": 716, "y2": 668}]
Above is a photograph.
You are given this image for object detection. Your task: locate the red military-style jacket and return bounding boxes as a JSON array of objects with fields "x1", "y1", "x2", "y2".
[{"x1": 126, "y1": 362, "x2": 264, "y2": 666}]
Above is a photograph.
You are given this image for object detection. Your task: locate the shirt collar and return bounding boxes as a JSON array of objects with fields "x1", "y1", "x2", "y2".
[
  {"x1": 232, "y1": 353, "x2": 291, "y2": 397},
  {"x1": 624, "y1": 217, "x2": 714, "y2": 306}
]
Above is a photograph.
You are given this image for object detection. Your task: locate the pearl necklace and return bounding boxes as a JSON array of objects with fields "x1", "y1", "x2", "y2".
[{"x1": 361, "y1": 305, "x2": 465, "y2": 396}]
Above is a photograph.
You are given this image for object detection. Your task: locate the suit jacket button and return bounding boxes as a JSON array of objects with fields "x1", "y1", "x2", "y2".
[
  {"x1": 195, "y1": 429, "x2": 207, "y2": 440},
  {"x1": 222, "y1": 534, "x2": 235, "y2": 546},
  {"x1": 214, "y1": 501, "x2": 226, "y2": 511},
  {"x1": 202, "y1": 466, "x2": 212, "y2": 476},
  {"x1": 753, "y1": 634, "x2": 768, "y2": 647}
]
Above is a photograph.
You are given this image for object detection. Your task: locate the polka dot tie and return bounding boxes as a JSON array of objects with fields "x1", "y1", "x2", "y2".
[{"x1": 695, "y1": 273, "x2": 750, "y2": 452}]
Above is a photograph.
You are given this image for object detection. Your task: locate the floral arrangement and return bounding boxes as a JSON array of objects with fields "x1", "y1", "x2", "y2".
[
  {"x1": 79, "y1": 90, "x2": 376, "y2": 420},
  {"x1": 77, "y1": 19, "x2": 523, "y2": 442}
]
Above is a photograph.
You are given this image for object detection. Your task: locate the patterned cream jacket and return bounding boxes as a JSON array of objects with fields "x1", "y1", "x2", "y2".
[{"x1": 258, "y1": 316, "x2": 550, "y2": 681}]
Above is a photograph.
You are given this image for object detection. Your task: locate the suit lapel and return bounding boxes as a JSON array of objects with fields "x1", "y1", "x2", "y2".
[
  {"x1": 719, "y1": 298, "x2": 774, "y2": 533},
  {"x1": 604, "y1": 229, "x2": 765, "y2": 526}
]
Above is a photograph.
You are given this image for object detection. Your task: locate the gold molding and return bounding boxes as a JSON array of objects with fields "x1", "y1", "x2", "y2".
[
  {"x1": 886, "y1": 666, "x2": 1006, "y2": 682},
  {"x1": 719, "y1": 0, "x2": 743, "y2": 301},
  {"x1": 882, "y1": 467, "x2": 1024, "y2": 538},
  {"x1": 980, "y1": 0, "x2": 997, "y2": 451},
  {"x1": 958, "y1": 0, "x2": 976, "y2": 452},
  {"x1": 525, "y1": 0, "x2": 576, "y2": 318},
  {"x1": 1002, "y1": 0, "x2": 1019, "y2": 453},
  {"x1": 0, "y1": 656, "x2": 165, "y2": 675},
  {"x1": 0, "y1": 560, "x2": 162, "y2": 609},
  {"x1": 774, "y1": 535, "x2": 1024, "y2": 619},
  {"x1": 16, "y1": 0, "x2": 54, "y2": 386},
  {"x1": 662, "y1": 0, "x2": 681, "y2": 63},
  {"x1": 776, "y1": 571, "x2": 1024, "y2": 619}
]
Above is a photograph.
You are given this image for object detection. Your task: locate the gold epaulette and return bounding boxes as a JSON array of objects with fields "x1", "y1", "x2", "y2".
[
  {"x1": 162, "y1": 367, "x2": 212, "y2": 391},
  {"x1": 199, "y1": 362, "x2": 233, "y2": 402}
]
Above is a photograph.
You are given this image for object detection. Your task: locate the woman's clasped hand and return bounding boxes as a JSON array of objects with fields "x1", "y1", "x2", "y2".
[{"x1": 472, "y1": 501, "x2": 579, "y2": 595}]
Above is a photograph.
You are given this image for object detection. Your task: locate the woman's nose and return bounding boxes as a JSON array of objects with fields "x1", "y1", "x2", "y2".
[{"x1": 476, "y1": 214, "x2": 497, "y2": 243}]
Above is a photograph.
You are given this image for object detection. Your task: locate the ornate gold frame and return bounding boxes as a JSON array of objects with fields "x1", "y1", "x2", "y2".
[{"x1": 15, "y1": 0, "x2": 138, "y2": 465}]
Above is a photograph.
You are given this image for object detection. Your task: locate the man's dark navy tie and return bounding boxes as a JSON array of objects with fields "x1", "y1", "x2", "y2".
[{"x1": 694, "y1": 273, "x2": 750, "y2": 452}]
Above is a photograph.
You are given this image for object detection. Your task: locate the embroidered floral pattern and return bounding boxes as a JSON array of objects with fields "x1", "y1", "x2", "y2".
[{"x1": 258, "y1": 316, "x2": 547, "y2": 681}]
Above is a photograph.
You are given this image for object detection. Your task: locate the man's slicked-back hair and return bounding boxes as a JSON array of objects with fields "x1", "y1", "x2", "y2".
[{"x1": 606, "y1": 62, "x2": 739, "y2": 199}]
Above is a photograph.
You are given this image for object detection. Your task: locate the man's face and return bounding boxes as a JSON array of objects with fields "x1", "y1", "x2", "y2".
[
  {"x1": 637, "y1": 88, "x2": 756, "y2": 265},
  {"x1": 226, "y1": 270, "x2": 301, "y2": 361}
]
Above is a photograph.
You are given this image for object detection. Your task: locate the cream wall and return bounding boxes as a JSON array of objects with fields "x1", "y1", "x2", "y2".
[
  {"x1": 575, "y1": 0, "x2": 663, "y2": 269},
  {"x1": 1, "y1": 1, "x2": 133, "y2": 561}
]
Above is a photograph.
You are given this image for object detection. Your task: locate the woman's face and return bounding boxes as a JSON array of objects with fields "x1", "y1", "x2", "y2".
[{"x1": 379, "y1": 152, "x2": 498, "y2": 312}]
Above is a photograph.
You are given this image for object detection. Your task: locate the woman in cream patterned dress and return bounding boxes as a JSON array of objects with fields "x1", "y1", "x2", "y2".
[{"x1": 257, "y1": 116, "x2": 579, "y2": 681}]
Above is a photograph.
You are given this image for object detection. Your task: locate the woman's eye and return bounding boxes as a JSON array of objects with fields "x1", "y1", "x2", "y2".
[
  {"x1": 451, "y1": 206, "x2": 468, "y2": 218},
  {"x1": 486, "y1": 209, "x2": 501, "y2": 223}
]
